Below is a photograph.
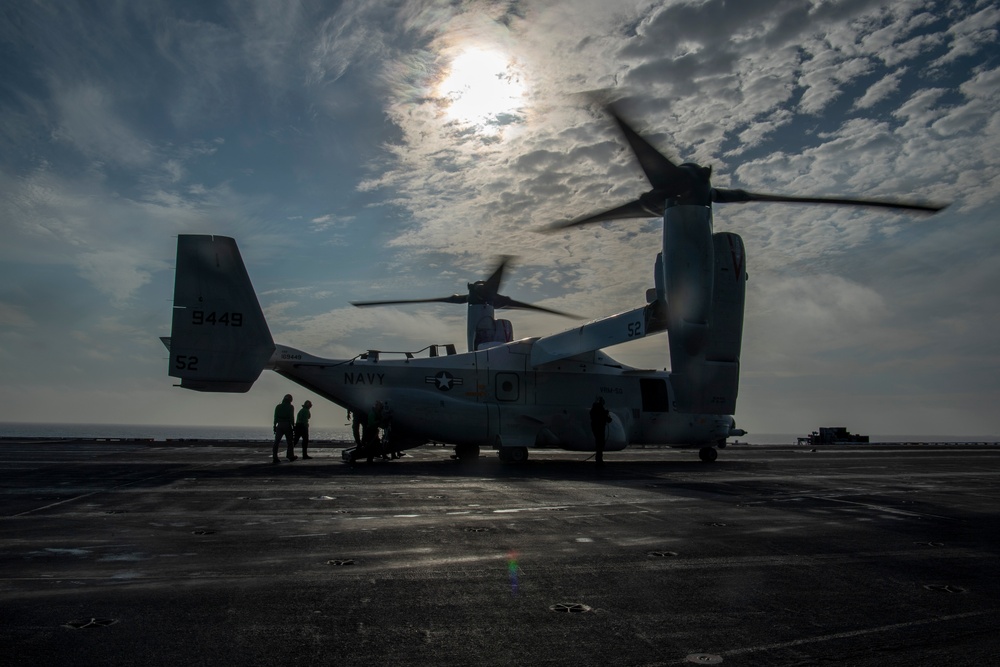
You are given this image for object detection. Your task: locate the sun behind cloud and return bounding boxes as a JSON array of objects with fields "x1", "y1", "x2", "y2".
[{"x1": 437, "y1": 47, "x2": 525, "y2": 134}]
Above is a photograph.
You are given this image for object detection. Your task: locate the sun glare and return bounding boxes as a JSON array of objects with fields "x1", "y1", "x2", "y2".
[{"x1": 438, "y1": 48, "x2": 525, "y2": 133}]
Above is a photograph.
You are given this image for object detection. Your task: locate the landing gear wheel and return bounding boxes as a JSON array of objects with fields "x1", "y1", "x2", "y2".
[
  {"x1": 699, "y1": 447, "x2": 718, "y2": 463},
  {"x1": 455, "y1": 444, "x2": 480, "y2": 461},
  {"x1": 499, "y1": 447, "x2": 528, "y2": 463}
]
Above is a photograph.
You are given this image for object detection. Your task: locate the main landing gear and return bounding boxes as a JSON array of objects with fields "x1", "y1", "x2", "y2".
[
  {"x1": 452, "y1": 444, "x2": 481, "y2": 461},
  {"x1": 698, "y1": 447, "x2": 718, "y2": 463}
]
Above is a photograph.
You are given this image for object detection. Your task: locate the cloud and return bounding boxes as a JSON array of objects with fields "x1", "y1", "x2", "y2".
[
  {"x1": 75, "y1": 250, "x2": 161, "y2": 304},
  {"x1": 0, "y1": 302, "x2": 33, "y2": 328},
  {"x1": 51, "y1": 84, "x2": 154, "y2": 166},
  {"x1": 0, "y1": 0, "x2": 997, "y2": 437},
  {"x1": 0, "y1": 156, "x2": 279, "y2": 303},
  {"x1": 927, "y1": 3, "x2": 1000, "y2": 69},
  {"x1": 853, "y1": 67, "x2": 907, "y2": 109},
  {"x1": 748, "y1": 272, "x2": 887, "y2": 361}
]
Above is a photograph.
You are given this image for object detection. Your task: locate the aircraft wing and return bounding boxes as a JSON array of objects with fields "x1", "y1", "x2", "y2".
[{"x1": 530, "y1": 301, "x2": 667, "y2": 367}]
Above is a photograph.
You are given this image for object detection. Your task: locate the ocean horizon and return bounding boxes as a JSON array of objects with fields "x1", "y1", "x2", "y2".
[
  {"x1": 0, "y1": 421, "x2": 356, "y2": 442},
  {"x1": 0, "y1": 422, "x2": 995, "y2": 444}
]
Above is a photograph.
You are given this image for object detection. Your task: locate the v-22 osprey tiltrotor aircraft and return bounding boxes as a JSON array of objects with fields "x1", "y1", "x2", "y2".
[{"x1": 164, "y1": 104, "x2": 944, "y2": 463}]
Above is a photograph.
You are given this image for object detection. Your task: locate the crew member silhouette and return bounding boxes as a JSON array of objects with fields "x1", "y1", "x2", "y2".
[
  {"x1": 273, "y1": 394, "x2": 296, "y2": 463},
  {"x1": 363, "y1": 400, "x2": 384, "y2": 462},
  {"x1": 350, "y1": 408, "x2": 363, "y2": 446},
  {"x1": 589, "y1": 396, "x2": 611, "y2": 465},
  {"x1": 294, "y1": 400, "x2": 313, "y2": 459}
]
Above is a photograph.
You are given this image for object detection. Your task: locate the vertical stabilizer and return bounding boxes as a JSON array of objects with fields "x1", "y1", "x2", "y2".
[{"x1": 168, "y1": 235, "x2": 274, "y2": 392}]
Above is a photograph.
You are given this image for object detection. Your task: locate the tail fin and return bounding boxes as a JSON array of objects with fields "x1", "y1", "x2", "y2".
[{"x1": 168, "y1": 235, "x2": 274, "y2": 392}]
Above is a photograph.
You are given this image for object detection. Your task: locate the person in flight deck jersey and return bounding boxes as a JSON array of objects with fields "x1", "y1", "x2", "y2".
[
  {"x1": 273, "y1": 394, "x2": 296, "y2": 463},
  {"x1": 294, "y1": 400, "x2": 313, "y2": 459}
]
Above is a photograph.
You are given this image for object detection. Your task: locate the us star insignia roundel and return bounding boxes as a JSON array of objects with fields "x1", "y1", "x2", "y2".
[{"x1": 426, "y1": 371, "x2": 463, "y2": 391}]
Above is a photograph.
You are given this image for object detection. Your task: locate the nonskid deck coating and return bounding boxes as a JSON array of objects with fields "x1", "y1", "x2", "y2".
[{"x1": 2, "y1": 441, "x2": 998, "y2": 666}]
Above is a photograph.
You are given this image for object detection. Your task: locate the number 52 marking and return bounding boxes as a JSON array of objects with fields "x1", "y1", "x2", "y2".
[{"x1": 174, "y1": 354, "x2": 199, "y2": 371}]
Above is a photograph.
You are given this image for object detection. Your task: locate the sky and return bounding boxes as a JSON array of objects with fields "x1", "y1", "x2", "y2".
[{"x1": 0, "y1": 0, "x2": 998, "y2": 437}]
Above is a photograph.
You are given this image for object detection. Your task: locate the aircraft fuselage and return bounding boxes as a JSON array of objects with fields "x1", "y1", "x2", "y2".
[{"x1": 271, "y1": 338, "x2": 735, "y2": 452}]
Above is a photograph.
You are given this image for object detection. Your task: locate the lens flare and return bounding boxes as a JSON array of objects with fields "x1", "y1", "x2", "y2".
[{"x1": 507, "y1": 550, "x2": 520, "y2": 595}]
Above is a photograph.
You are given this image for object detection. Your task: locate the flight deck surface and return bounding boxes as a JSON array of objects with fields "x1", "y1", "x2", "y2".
[{"x1": 2, "y1": 441, "x2": 998, "y2": 666}]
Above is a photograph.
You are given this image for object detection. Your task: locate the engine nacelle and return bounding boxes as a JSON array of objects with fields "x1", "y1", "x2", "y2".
[{"x1": 669, "y1": 231, "x2": 747, "y2": 415}]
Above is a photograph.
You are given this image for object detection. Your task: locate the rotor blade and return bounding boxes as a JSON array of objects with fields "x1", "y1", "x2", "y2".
[
  {"x1": 482, "y1": 256, "x2": 513, "y2": 297},
  {"x1": 495, "y1": 295, "x2": 584, "y2": 319},
  {"x1": 351, "y1": 294, "x2": 469, "y2": 307},
  {"x1": 544, "y1": 198, "x2": 659, "y2": 232},
  {"x1": 607, "y1": 104, "x2": 691, "y2": 192},
  {"x1": 712, "y1": 188, "x2": 947, "y2": 213}
]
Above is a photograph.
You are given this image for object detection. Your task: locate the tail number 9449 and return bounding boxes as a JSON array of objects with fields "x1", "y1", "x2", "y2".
[{"x1": 192, "y1": 311, "x2": 243, "y2": 326}]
